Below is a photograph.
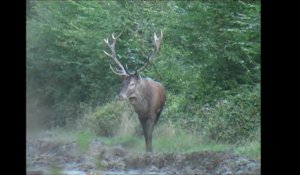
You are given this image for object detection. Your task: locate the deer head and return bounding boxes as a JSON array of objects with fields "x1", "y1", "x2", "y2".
[{"x1": 103, "y1": 31, "x2": 163, "y2": 100}]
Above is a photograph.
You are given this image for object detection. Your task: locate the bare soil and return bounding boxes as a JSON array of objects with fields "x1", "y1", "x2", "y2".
[{"x1": 26, "y1": 136, "x2": 260, "y2": 175}]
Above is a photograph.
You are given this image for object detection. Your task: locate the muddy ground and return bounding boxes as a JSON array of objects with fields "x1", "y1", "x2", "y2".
[{"x1": 26, "y1": 136, "x2": 260, "y2": 175}]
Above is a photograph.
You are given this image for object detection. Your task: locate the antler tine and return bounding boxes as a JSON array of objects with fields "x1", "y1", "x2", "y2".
[
  {"x1": 136, "y1": 30, "x2": 163, "y2": 74},
  {"x1": 103, "y1": 50, "x2": 111, "y2": 57},
  {"x1": 103, "y1": 32, "x2": 128, "y2": 76},
  {"x1": 125, "y1": 64, "x2": 135, "y2": 75},
  {"x1": 112, "y1": 31, "x2": 123, "y2": 40},
  {"x1": 109, "y1": 64, "x2": 126, "y2": 75},
  {"x1": 154, "y1": 30, "x2": 163, "y2": 51}
]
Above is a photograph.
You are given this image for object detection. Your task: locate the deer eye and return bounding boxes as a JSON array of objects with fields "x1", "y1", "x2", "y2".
[{"x1": 129, "y1": 82, "x2": 135, "y2": 87}]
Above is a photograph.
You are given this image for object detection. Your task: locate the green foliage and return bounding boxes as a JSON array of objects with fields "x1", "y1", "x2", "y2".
[
  {"x1": 76, "y1": 131, "x2": 92, "y2": 153},
  {"x1": 78, "y1": 101, "x2": 138, "y2": 137},
  {"x1": 101, "y1": 135, "x2": 142, "y2": 150},
  {"x1": 27, "y1": 1, "x2": 123, "y2": 126},
  {"x1": 27, "y1": 0, "x2": 260, "y2": 144},
  {"x1": 49, "y1": 167, "x2": 61, "y2": 175},
  {"x1": 201, "y1": 84, "x2": 260, "y2": 144},
  {"x1": 160, "y1": 84, "x2": 260, "y2": 144},
  {"x1": 234, "y1": 140, "x2": 261, "y2": 159},
  {"x1": 153, "y1": 129, "x2": 205, "y2": 153}
]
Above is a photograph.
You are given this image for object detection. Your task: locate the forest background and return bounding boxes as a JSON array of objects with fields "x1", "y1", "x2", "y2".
[{"x1": 27, "y1": 0, "x2": 260, "y2": 155}]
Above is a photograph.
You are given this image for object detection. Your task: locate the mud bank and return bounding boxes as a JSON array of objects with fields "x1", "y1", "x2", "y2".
[{"x1": 26, "y1": 137, "x2": 260, "y2": 175}]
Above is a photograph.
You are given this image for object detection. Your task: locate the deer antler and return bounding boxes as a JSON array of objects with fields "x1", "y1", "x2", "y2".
[
  {"x1": 103, "y1": 32, "x2": 129, "y2": 76},
  {"x1": 136, "y1": 30, "x2": 163, "y2": 74}
]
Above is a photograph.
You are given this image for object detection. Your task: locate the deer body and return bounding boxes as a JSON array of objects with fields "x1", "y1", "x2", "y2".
[
  {"x1": 103, "y1": 31, "x2": 164, "y2": 152},
  {"x1": 119, "y1": 75, "x2": 166, "y2": 152}
]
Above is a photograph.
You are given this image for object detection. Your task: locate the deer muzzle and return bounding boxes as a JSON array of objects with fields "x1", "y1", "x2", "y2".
[{"x1": 118, "y1": 93, "x2": 127, "y2": 101}]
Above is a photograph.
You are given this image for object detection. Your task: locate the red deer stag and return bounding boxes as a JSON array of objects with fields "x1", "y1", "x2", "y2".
[{"x1": 103, "y1": 31, "x2": 165, "y2": 152}]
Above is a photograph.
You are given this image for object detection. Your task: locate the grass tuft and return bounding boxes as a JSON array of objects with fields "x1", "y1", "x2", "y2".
[{"x1": 76, "y1": 131, "x2": 92, "y2": 153}]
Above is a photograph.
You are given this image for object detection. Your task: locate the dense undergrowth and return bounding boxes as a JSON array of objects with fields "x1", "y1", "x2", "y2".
[{"x1": 77, "y1": 83, "x2": 260, "y2": 144}]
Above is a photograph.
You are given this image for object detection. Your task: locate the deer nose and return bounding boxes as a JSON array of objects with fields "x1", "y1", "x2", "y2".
[{"x1": 118, "y1": 93, "x2": 127, "y2": 101}]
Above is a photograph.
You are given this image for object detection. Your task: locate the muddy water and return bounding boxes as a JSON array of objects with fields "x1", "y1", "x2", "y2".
[{"x1": 26, "y1": 137, "x2": 260, "y2": 175}]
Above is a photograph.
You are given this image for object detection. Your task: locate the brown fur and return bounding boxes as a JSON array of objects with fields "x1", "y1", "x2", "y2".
[{"x1": 119, "y1": 74, "x2": 166, "y2": 152}]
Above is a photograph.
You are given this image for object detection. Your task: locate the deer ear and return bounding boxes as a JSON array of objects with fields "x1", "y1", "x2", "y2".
[{"x1": 133, "y1": 73, "x2": 141, "y2": 81}]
